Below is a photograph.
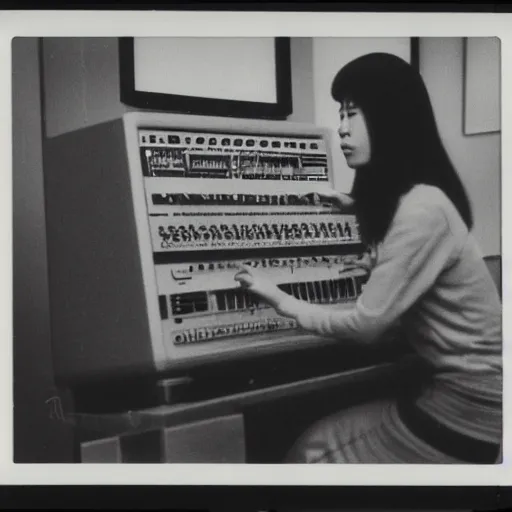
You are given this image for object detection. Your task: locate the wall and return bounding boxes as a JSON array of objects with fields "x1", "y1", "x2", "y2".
[
  {"x1": 41, "y1": 37, "x2": 314, "y2": 139},
  {"x1": 312, "y1": 37, "x2": 411, "y2": 192},
  {"x1": 42, "y1": 38, "x2": 128, "y2": 138},
  {"x1": 288, "y1": 37, "x2": 315, "y2": 125},
  {"x1": 419, "y1": 37, "x2": 501, "y2": 257},
  {"x1": 12, "y1": 38, "x2": 75, "y2": 462}
]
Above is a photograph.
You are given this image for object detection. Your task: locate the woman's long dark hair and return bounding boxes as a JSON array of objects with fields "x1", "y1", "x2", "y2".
[{"x1": 331, "y1": 52, "x2": 473, "y2": 245}]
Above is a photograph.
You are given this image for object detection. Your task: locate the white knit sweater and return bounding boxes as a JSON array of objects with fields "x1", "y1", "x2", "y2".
[{"x1": 278, "y1": 184, "x2": 502, "y2": 443}]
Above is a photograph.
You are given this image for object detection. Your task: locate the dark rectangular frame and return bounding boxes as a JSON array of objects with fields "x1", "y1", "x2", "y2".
[{"x1": 119, "y1": 36, "x2": 293, "y2": 120}]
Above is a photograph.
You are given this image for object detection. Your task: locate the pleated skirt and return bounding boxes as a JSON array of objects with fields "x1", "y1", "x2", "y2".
[{"x1": 284, "y1": 398, "x2": 469, "y2": 464}]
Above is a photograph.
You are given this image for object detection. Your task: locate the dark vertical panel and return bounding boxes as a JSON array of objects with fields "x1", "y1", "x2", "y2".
[
  {"x1": 12, "y1": 37, "x2": 76, "y2": 462},
  {"x1": 411, "y1": 37, "x2": 420, "y2": 70}
]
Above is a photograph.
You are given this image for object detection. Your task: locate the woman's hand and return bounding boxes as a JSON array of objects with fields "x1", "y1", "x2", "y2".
[
  {"x1": 234, "y1": 264, "x2": 293, "y2": 316},
  {"x1": 303, "y1": 187, "x2": 354, "y2": 211}
]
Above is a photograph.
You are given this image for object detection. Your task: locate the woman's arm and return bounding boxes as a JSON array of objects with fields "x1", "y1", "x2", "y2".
[{"x1": 236, "y1": 198, "x2": 461, "y2": 343}]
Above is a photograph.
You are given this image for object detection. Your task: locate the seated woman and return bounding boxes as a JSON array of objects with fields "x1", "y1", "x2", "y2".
[{"x1": 234, "y1": 52, "x2": 502, "y2": 464}]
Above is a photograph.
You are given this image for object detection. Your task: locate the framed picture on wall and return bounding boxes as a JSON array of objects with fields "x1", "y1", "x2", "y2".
[
  {"x1": 463, "y1": 37, "x2": 501, "y2": 135},
  {"x1": 119, "y1": 37, "x2": 293, "y2": 119}
]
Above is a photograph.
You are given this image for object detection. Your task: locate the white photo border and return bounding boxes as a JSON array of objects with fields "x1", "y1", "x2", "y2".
[{"x1": 2, "y1": 9, "x2": 510, "y2": 486}]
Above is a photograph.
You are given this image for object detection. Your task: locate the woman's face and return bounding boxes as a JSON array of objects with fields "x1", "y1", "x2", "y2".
[{"x1": 337, "y1": 100, "x2": 371, "y2": 169}]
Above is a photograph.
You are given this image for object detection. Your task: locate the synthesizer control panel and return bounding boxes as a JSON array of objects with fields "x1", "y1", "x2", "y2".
[
  {"x1": 139, "y1": 129, "x2": 329, "y2": 181},
  {"x1": 139, "y1": 126, "x2": 369, "y2": 355},
  {"x1": 148, "y1": 188, "x2": 358, "y2": 253},
  {"x1": 44, "y1": 113, "x2": 371, "y2": 384},
  {"x1": 159, "y1": 255, "x2": 368, "y2": 347}
]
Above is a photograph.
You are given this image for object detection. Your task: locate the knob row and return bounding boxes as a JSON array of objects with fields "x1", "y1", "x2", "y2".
[
  {"x1": 173, "y1": 318, "x2": 297, "y2": 345},
  {"x1": 153, "y1": 193, "x2": 331, "y2": 206}
]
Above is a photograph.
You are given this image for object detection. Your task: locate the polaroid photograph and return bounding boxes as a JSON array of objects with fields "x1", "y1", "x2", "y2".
[{"x1": 4, "y1": 9, "x2": 511, "y2": 489}]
